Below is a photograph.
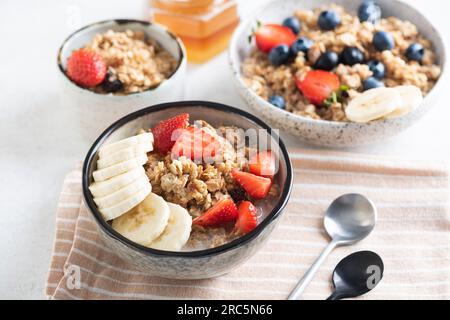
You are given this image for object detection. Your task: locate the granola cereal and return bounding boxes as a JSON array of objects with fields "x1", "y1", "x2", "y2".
[
  {"x1": 145, "y1": 125, "x2": 248, "y2": 216},
  {"x1": 144, "y1": 115, "x2": 278, "y2": 249},
  {"x1": 241, "y1": 3, "x2": 441, "y2": 122},
  {"x1": 67, "y1": 29, "x2": 177, "y2": 94},
  {"x1": 89, "y1": 112, "x2": 280, "y2": 251}
]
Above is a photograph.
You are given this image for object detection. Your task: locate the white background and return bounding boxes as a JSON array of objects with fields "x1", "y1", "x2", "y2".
[{"x1": 0, "y1": 0, "x2": 449, "y2": 299}]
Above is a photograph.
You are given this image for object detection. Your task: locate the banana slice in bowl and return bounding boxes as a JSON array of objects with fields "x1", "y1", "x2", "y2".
[
  {"x1": 385, "y1": 85, "x2": 424, "y2": 119},
  {"x1": 345, "y1": 87, "x2": 402, "y2": 123},
  {"x1": 98, "y1": 132, "x2": 153, "y2": 158},
  {"x1": 148, "y1": 203, "x2": 192, "y2": 252},
  {"x1": 93, "y1": 175, "x2": 151, "y2": 209},
  {"x1": 97, "y1": 142, "x2": 153, "y2": 169},
  {"x1": 100, "y1": 184, "x2": 152, "y2": 221},
  {"x1": 112, "y1": 193, "x2": 170, "y2": 246},
  {"x1": 89, "y1": 167, "x2": 146, "y2": 198},
  {"x1": 92, "y1": 154, "x2": 148, "y2": 182}
]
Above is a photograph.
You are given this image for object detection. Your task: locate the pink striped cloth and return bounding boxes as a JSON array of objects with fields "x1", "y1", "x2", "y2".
[{"x1": 46, "y1": 149, "x2": 450, "y2": 300}]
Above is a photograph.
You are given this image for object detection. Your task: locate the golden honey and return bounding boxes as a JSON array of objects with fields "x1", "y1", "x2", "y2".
[{"x1": 150, "y1": 0, "x2": 239, "y2": 63}]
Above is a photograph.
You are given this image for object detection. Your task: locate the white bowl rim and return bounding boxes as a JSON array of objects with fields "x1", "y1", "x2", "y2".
[
  {"x1": 57, "y1": 19, "x2": 186, "y2": 98},
  {"x1": 228, "y1": 0, "x2": 449, "y2": 128}
]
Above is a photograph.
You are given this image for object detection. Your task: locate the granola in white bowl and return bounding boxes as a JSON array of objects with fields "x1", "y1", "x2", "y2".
[{"x1": 241, "y1": 2, "x2": 441, "y2": 123}]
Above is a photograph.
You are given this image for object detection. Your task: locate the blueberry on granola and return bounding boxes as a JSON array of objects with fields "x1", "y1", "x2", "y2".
[
  {"x1": 341, "y1": 46, "x2": 365, "y2": 66},
  {"x1": 314, "y1": 51, "x2": 339, "y2": 71},
  {"x1": 268, "y1": 95, "x2": 286, "y2": 109},
  {"x1": 318, "y1": 10, "x2": 341, "y2": 31},
  {"x1": 358, "y1": 0, "x2": 382, "y2": 24},
  {"x1": 406, "y1": 43, "x2": 425, "y2": 62},
  {"x1": 282, "y1": 16, "x2": 301, "y2": 34},
  {"x1": 363, "y1": 77, "x2": 384, "y2": 90},
  {"x1": 367, "y1": 60, "x2": 385, "y2": 79},
  {"x1": 373, "y1": 31, "x2": 394, "y2": 51},
  {"x1": 268, "y1": 44, "x2": 290, "y2": 66},
  {"x1": 290, "y1": 37, "x2": 314, "y2": 57},
  {"x1": 102, "y1": 70, "x2": 124, "y2": 93}
]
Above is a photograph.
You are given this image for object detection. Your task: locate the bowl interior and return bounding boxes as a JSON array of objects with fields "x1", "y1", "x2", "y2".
[
  {"x1": 83, "y1": 102, "x2": 292, "y2": 256},
  {"x1": 230, "y1": 0, "x2": 446, "y2": 127},
  {"x1": 58, "y1": 20, "x2": 184, "y2": 83},
  {"x1": 232, "y1": 0, "x2": 445, "y2": 69}
]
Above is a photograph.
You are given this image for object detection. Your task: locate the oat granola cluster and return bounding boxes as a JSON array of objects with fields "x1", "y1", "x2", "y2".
[
  {"x1": 145, "y1": 126, "x2": 246, "y2": 218},
  {"x1": 241, "y1": 4, "x2": 441, "y2": 122},
  {"x1": 85, "y1": 29, "x2": 177, "y2": 94}
]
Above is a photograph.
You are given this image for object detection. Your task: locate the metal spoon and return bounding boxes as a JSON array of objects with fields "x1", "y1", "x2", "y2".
[
  {"x1": 288, "y1": 194, "x2": 377, "y2": 300},
  {"x1": 327, "y1": 251, "x2": 384, "y2": 300}
]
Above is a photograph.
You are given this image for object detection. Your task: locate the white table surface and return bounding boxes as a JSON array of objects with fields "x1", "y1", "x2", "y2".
[{"x1": 0, "y1": 0, "x2": 449, "y2": 299}]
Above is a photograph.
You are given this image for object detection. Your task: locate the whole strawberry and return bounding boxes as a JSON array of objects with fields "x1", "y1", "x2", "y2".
[{"x1": 66, "y1": 49, "x2": 107, "y2": 87}]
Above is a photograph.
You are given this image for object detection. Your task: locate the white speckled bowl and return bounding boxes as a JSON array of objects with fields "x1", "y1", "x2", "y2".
[
  {"x1": 58, "y1": 19, "x2": 187, "y2": 142},
  {"x1": 229, "y1": 0, "x2": 448, "y2": 147}
]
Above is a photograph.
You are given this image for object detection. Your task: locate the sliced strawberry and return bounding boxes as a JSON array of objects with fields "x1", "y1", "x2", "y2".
[
  {"x1": 296, "y1": 70, "x2": 340, "y2": 106},
  {"x1": 249, "y1": 151, "x2": 276, "y2": 178},
  {"x1": 232, "y1": 170, "x2": 272, "y2": 200},
  {"x1": 255, "y1": 24, "x2": 297, "y2": 53},
  {"x1": 193, "y1": 198, "x2": 238, "y2": 227},
  {"x1": 67, "y1": 49, "x2": 107, "y2": 87},
  {"x1": 152, "y1": 113, "x2": 190, "y2": 154},
  {"x1": 235, "y1": 201, "x2": 258, "y2": 235},
  {"x1": 171, "y1": 126, "x2": 221, "y2": 161}
]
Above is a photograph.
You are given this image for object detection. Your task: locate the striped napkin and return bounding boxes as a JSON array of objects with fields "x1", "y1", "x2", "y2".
[{"x1": 46, "y1": 149, "x2": 450, "y2": 300}]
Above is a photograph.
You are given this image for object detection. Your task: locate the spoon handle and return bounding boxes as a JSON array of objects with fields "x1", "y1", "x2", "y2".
[{"x1": 287, "y1": 240, "x2": 338, "y2": 300}]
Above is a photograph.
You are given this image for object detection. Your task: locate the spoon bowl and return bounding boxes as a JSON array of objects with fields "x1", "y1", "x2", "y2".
[
  {"x1": 328, "y1": 251, "x2": 384, "y2": 300},
  {"x1": 324, "y1": 194, "x2": 377, "y2": 244}
]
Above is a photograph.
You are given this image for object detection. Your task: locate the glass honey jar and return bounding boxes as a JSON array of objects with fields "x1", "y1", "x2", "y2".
[{"x1": 149, "y1": 0, "x2": 239, "y2": 63}]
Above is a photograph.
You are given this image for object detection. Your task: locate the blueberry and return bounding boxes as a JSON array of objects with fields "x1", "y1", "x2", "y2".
[
  {"x1": 282, "y1": 16, "x2": 301, "y2": 34},
  {"x1": 314, "y1": 51, "x2": 339, "y2": 71},
  {"x1": 373, "y1": 31, "x2": 394, "y2": 51},
  {"x1": 341, "y1": 46, "x2": 365, "y2": 66},
  {"x1": 290, "y1": 37, "x2": 314, "y2": 56},
  {"x1": 367, "y1": 60, "x2": 385, "y2": 79},
  {"x1": 102, "y1": 71, "x2": 123, "y2": 93},
  {"x1": 406, "y1": 43, "x2": 424, "y2": 62},
  {"x1": 318, "y1": 10, "x2": 341, "y2": 31},
  {"x1": 363, "y1": 77, "x2": 384, "y2": 90},
  {"x1": 268, "y1": 95, "x2": 286, "y2": 109},
  {"x1": 268, "y1": 45, "x2": 290, "y2": 66},
  {"x1": 358, "y1": 0, "x2": 382, "y2": 24}
]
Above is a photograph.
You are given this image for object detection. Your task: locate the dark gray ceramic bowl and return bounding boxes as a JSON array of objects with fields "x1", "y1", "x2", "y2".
[{"x1": 82, "y1": 101, "x2": 293, "y2": 279}]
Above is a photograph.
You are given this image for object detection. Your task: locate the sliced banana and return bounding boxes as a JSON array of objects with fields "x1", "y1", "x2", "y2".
[
  {"x1": 93, "y1": 175, "x2": 151, "y2": 209},
  {"x1": 112, "y1": 193, "x2": 170, "y2": 246},
  {"x1": 97, "y1": 142, "x2": 153, "y2": 169},
  {"x1": 148, "y1": 203, "x2": 192, "y2": 251},
  {"x1": 385, "y1": 85, "x2": 423, "y2": 119},
  {"x1": 89, "y1": 167, "x2": 146, "y2": 198},
  {"x1": 93, "y1": 154, "x2": 148, "y2": 182},
  {"x1": 98, "y1": 132, "x2": 154, "y2": 158},
  {"x1": 345, "y1": 87, "x2": 402, "y2": 123},
  {"x1": 100, "y1": 184, "x2": 152, "y2": 221}
]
